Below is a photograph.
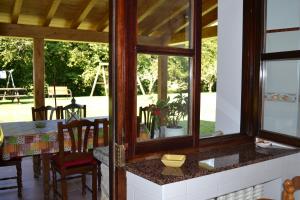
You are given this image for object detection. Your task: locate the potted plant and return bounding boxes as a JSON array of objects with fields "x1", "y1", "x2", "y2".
[{"x1": 164, "y1": 93, "x2": 189, "y2": 137}]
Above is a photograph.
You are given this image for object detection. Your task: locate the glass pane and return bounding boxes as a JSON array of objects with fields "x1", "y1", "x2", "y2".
[
  {"x1": 200, "y1": 0, "x2": 218, "y2": 138},
  {"x1": 265, "y1": 0, "x2": 300, "y2": 53},
  {"x1": 200, "y1": 38, "x2": 217, "y2": 138},
  {"x1": 136, "y1": 54, "x2": 191, "y2": 141},
  {"x1": 137, "y1": 0, "x2": 191, "y2": 48},
  {"x1": 263, "y1": 60, "x2": 300, "y2": 137}
]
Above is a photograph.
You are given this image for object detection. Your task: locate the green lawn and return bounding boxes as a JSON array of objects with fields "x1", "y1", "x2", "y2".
[
  {"x1": 200, "y1": 120, "x2": 215, "y2": 137},
  {"x1": 0, "y1": 95, "x2": 216, "y2": 137},
  {"x1": 179, "y1": 120, "x2": 215, "y2": 137}
]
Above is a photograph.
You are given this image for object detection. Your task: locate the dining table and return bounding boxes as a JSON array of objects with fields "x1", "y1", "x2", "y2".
[{"x1": 0, "y1": 116, "x2": 108, "y2": 200}]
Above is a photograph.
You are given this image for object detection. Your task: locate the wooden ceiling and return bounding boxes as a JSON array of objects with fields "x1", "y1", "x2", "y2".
[{"x1": 0, "y1": 0, "x2": 217, "y2": 43}]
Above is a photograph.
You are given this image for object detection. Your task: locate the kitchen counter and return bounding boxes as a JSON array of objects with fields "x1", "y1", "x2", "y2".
[{"x1": 126, "y1": 143, "x2": 299, "y2": 184}]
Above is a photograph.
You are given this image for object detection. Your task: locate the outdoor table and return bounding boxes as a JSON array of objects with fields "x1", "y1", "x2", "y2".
[
  {"x1": 0, "y1": 87, "x2": 27, "y2": 103},
  {"x1": 0, "y1": 117, "x2": 107, "y2": 200}
]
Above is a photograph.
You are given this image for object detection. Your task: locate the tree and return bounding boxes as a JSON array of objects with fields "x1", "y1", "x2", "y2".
[
  {"x1": 168, "y1": 56, "x2": 189, "y2": 93},
  {"x1": 0, "y1": 38, "x2": 33, "y2": 89},
  {"x1": 201, "y1": 37, "x2": 217, "y2": 92},
  {"x1": 137, "y1": 54, "x2": 158, "y2": 94},
  {"x1": 0, "y1": 38, "x2": 109, "y2": 96}
]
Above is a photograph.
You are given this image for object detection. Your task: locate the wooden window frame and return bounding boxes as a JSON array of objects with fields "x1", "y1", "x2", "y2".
[
  {"x1": 251, "y1": 0, "x2": 300, "y2": 147},
  {"x1": 124, "y1": 0, "x2": 258, "y2": 158},
  {"x1": 125, "y1": 0, "x2": 202, "y2": 157}
]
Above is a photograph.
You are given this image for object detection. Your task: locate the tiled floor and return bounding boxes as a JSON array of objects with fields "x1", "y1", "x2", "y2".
[{"x1": 0, "y1": 157, "x2": 101, "y2": 200}]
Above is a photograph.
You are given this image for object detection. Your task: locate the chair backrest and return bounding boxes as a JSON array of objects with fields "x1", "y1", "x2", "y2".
[
  {"x1": 32, "y1": 106, "x2": 63, "y2": 121},
  {"x1": 139, "y1": 105, "x2": 155, "y2": 138},
  {"x1": 62, "y1": 97, "x2": 86, "y2": 120},
  {"x1": 283, "y1": 176, "x2": 300, "y2": 200},
  {"x1": 57, "y1": 119, "x2": 108, "y2": 163}
]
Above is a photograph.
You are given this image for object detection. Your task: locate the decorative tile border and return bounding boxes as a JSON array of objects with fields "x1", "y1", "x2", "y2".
[{"x1": 264, "y1": 92, "x2": 297, "y2": 103}]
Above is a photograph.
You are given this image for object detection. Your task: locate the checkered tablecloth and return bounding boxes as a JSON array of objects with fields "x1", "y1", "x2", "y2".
[{"x1": 0, "y1": 119, "x2": 105, "y2": 160}]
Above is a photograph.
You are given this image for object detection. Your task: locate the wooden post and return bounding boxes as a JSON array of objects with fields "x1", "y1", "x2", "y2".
[
  {"x1": 33, "y1": 38, "x2": 45, "y2": 109},
  {"x1": 158, "y1": 55, "x2": 168, "y2": 101}
]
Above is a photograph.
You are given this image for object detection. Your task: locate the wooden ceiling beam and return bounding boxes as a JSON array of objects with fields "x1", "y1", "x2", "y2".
[
  {"x1": 102, "y1": 0, "x2": 164, "y2": 34},
  {"x1": 202, "y1": 6, "x2": 217, "y2": 27},
  {"x1": 71, "y1": 0, "x2": 97, "y2": 29},
  {"x1": 202, "y1": 25, "x2": 217, "y2": 38},
  {"x1": 0, "y1": 23, "x2": 107, "y2": 43},
  {"x1": 170, "y1": 25, "x2": 217, "y2": 44},
  {"x1": 0, "y1": 23, "x2": 162, "y2": 45},
  {"x1": 144, "y1": 4, "x2": 189, "y2": 36},
  {"x1": 174, "y1": 6, "x2": 217, "y2": 34},
  {"x1": 138, "y1": 0, "x2": 165, "y2": 24},
  {"x1": 43, "y1": 0, "x2": 62, "y2": 26},
  {"x1": 96, "y1": 12, "x2": 109, "y2": 32},
  {"x1": 11, "y1": 0, "x2": 23, "y2": 24},
  {"x1": 147, "y1": 0, "x2": 217, "y2": 37},
  {"x1": 202, "y1": 0, "x2": 218, "y2": 15}
]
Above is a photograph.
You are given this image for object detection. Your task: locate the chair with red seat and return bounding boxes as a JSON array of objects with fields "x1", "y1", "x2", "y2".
[{"x1": 51, "y1": 119, "x2": 106, "y2": 200}]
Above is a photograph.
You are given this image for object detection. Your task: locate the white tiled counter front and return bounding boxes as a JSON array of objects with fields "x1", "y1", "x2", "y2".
[
  {"x1": 93, "y1": 146, "x2": 109, "y2": 200},
  {"x1": 127, "y1": 150, "x2": 300, "y2": 200}
]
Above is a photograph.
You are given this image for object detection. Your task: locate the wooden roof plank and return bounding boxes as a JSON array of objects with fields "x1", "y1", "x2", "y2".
[
  {"x1": 173, "y1": 6, "x2": 217, "y2": 34},
  {"x1": 144, "y1": 4, "x2": 189, "y2": 36},
  {"x1": 96, "y1": 14, "x2": 109, "y2": 32},
  {"x1": 44, "y1": 0, "x2": 62, "y2": 26},
  {"x1": 147, "y1": 0, "x2": 217, "y2": 36},
  {"x1": 138, "y1": 0, "x2": 165, "y2": 23},
  {"x1": 202, "y1": 25, "x2": 217, "y2": 38},
  {"x1": 11, "y1": 0, "x2": 23, "y2": 24},
  {"x1": 202, "y1": 6, "x2": 217, "y2": 27},
  {"x1": 170, "y1": 25, "x2": 217, "y2": 44},
  {"x1": 71, "y1": 0, "x2": 98, "y2": 29},
  {"x1": 202, "y1": 0, "x2": 218, "y2": 15}
]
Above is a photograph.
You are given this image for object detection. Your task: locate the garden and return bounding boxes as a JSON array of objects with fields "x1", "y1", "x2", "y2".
[{"x1": 0, "y1": 37, "x2": 217, "y2": 136}]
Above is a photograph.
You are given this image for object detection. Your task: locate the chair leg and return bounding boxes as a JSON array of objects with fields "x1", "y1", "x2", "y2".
[
  {"x1": 33, "y1": 155, "x2": 41, "y2": 178},
  {"x1": 61, "y1": 175, "x2": 68, "y2": 200},
  {"x1": 52, "y1": 166, "x2": 57, "y2": 200},
  {"x1": 16, "y1": 160, "x2": 22, "y2": 197},
  {"x1": 92, "y1": 168, "x2": 97, "y2": 200},
  {"x1": 81, "y1": 174, "x2": 86, "y2": 195},
  {"x1": 97, "y1": 162, "x2": 101, "y2": 191}
]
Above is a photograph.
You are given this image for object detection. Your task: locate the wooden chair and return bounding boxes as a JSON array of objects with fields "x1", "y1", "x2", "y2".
[
  {"x1": 31, "y1": 105, "x2": 63, "y2": 178},
  {"x1": 31, "y1": 105, "x2": 63, "y2": 121},
  {"x1": 51, "y1": 119, "x2": 107, "y2": 200},
  {"x1": 0, "y1": 143, "x2": 22, "y2": 197},
  {"x1": 62, "y1": 97, "x2": 86, "y2": 120},
  {"x1": 139, "y1": 105, "x2": 155, "y2": 139},
  {"x1": 283, "y1": 176, "x2": 300, "y2": 200}
]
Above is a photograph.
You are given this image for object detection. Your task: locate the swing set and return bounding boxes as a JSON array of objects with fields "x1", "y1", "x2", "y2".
[{"x1": 0, "y1": 69, "x2": 26, "y2": 103}]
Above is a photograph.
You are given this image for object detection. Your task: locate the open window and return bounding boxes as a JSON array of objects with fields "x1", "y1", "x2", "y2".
[{"x1": 258, "y1": 0, "x2": 300, "y2": 147}]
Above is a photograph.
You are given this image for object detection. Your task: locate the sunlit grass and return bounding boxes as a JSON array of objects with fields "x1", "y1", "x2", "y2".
[{"x1": 179, "y1": 120, "x2": 215, "y2": 137}]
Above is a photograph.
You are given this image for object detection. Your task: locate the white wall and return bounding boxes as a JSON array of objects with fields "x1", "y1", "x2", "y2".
[{"x1": 215, "y1": 0, "x2": 243, "y2": 134}]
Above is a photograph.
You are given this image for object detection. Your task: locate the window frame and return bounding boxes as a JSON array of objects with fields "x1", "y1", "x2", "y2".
[
  {"x1": 254, "y1": 0, "x2": 300, "y2": 147},
  {"x1": 124, "y1": 0, "x2": 260, "y2": 158},
  {"x1": 125, "y1": 0, "x2": 201, "y2": 157}
]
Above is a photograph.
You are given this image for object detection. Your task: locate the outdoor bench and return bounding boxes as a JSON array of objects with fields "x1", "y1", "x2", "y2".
[{"x1": 47, "y1": 86, "x2": 72, "y2": 98}]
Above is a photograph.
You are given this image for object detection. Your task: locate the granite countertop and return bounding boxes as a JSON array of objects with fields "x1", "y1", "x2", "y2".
[{"x1": 126, "y1": 144, "x2": 300, "y2": 185}]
